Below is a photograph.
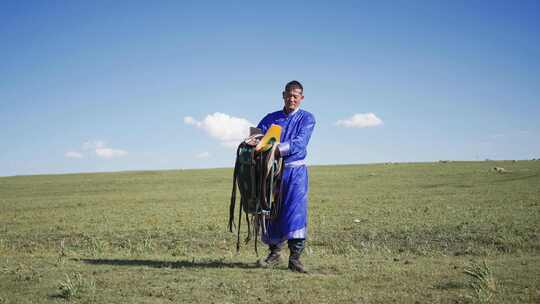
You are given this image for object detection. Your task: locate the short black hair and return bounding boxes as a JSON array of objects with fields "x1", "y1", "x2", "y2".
[{"x1": 285, "y1": 80, "x2": 303, "y2": 93}]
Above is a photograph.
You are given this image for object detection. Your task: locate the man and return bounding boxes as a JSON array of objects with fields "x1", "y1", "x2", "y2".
[{"x1": 256, "y1": 80, "x2": 316, "y2": 273}]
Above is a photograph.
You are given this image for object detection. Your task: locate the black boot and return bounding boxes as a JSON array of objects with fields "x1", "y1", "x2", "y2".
[
  {"x1": 257, "y1": 243, "x2": 283, "y2": 268},
  {"x1": 288, "y1": 239, "x2": 307, "y2": 273}
]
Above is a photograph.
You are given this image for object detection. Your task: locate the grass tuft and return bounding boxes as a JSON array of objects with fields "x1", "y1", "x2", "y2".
[
  {"x1": 58, "y1": 272, "x2": 95, "y2": 300},
  {"x1": 464, "y1": 260, "x2": 498, "y2": 303}
]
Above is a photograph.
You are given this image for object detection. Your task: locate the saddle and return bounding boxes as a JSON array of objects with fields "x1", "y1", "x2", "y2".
[{"x1": 228, "y1": 125, "x2": 284, "y2": 254}]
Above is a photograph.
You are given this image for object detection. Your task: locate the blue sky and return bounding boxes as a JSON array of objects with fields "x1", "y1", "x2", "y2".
[{"x1": 1, "y1": 0, "x2": 539, "y2": 176}]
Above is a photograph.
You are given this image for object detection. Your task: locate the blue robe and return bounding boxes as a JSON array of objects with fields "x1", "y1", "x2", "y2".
[{"x1": 257, "y1": 108, "x2": 316, "y2": 244}]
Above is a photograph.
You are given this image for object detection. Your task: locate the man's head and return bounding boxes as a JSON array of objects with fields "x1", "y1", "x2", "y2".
[{"x1": 282, "y1": 80, "x2": 304, "y2": 114}]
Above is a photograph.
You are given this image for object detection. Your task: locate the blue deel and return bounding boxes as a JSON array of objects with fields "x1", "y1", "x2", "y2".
[{"x1": 257, "y1": 108, "x2": 316, "y2": 244}]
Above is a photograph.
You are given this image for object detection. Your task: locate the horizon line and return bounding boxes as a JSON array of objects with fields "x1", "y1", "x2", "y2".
[{"x1": 1, "y1": 158, "x2": 538, "y2": 178}]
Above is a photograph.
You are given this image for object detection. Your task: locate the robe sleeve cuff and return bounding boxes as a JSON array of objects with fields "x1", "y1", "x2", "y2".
[{"x1": 278, "y1": 142, "x2": 290, "y2": 157}]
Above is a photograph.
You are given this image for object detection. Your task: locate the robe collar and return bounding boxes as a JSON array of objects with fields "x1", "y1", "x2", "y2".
[{"x1": 283, "y1": 107, "x2": 300, "y2": 117}]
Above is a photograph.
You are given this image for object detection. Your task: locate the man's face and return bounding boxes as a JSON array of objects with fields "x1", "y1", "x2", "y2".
[{"x1": 282, "y1": 87, "x2": 304, "y2": 113}]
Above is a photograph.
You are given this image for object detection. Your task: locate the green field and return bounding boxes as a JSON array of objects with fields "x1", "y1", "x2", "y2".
[{"x1": 0, "y1": 161, "x2": 539, "y2": 303}]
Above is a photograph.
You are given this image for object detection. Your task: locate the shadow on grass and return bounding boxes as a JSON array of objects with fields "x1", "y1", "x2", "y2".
[
  {"x1": 77, "y1": 258, "x2": 258, "y2": 269},
  {"x1": 433, "y1": 280, "x2": 467, "y2": 290},
  {"x1": 491, "y1": 173, "x2": 538, "y2": 183}
]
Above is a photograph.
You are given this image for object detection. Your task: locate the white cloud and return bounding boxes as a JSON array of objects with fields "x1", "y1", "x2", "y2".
[
  {"x1": 65, "y1": 151, "x2": 84, "y2": 159},
  {"x1": 95, "y1": 147, "x2": 128, "y2": 158},
  {"x1": 195, "y1": 151, "x2": 211, "y2": 159},
  {"x1": 490, "y1": 133, "x2": 505, "y2": 139},
  {"x1": 184, "y1": 116, "x2": 201, "y2": 127},
  {"x1": 184, "y1": 112, "x2": 253, "y2": 147},
  {"x1": 336, "y1": 113, "x2": 383, "y2": 128},
  {"x1": 83, "y1": 140, "x2": 105, "y2": 150},
  {"x1": 71, "y1": 140, "x2": 128, "y2": 159}
]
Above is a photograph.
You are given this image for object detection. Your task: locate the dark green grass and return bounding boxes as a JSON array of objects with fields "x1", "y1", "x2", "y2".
[{"x1": 0, "y1": 161, "x2": 539, "y2": 303}]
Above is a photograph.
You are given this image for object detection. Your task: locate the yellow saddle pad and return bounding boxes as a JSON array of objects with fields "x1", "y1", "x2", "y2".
[{"x1": 255, "y1": 124, "x2": 281, "y2": 152}]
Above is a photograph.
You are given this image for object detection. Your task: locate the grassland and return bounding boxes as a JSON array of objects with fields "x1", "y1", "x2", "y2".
[{"x1": 0, "y1": 161, "x2": 539, "y2": 303}]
